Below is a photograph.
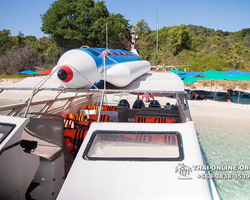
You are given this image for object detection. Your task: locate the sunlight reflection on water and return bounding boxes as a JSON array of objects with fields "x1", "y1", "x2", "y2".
[{"x1": 195, "y1": 118, "x2": 250, "y2": 200}]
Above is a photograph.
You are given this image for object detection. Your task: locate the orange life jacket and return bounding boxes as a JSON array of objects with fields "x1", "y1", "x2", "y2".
[
  {"x1": 78, "y1": 121, "x2": 93, "y2": 130},
  {"x1": 86, "y1": 105, "x2": 116, "y2": 111},
  {"x1": 135, "y1": 117, "x2": 176, "y2": 123},
  {"x1": 155, "y1": 118, "x2": 176, "y2": 123},
  {"x1": 64, "y1": 119, "x2": 75, "y2": 129},
  {"x1": 135, "y1": 117, "x2": 156, "y2": 123},
  {"x1": 121, "y1": 134, "x2": 177, "y2": 145},
  {"x1": 67, "y1": 113, "x2": 86, "y2": 121},
  {"x1": 89, "y1": 114, "x2": 109, "y2": 122},
  {"x1": 64, "y1": 129, "x2": 88, "y2": 156}
]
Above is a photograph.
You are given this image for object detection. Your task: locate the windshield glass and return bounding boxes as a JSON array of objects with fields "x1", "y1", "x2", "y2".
[
  {"x1": 0, "y1": 123, "x2": 16, "y2": 144},
  {"x1": 83, "y1": 131, "x2": 184, "y2": 161}
]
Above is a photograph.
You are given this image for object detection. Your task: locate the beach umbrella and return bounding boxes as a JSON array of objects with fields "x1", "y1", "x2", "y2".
[
  {"x1": 183, "y1": 76, "x2": 204, "y2": 84},
  {"x1": 19, "y1": 70, "x2": 34, "y2": 74},
  {"x1": 226, "y1": 74, "x2": 250, "y2": 103},
  {"x1": 38, "y1": 69, "x2": 52, "y2": 75},
  {"x1": 169, "y1": 69, "x2": 186, "y2": 74},
  {"x1": 199, "y1": 71, "x2": 229, "y2": 100},
  {"x1": 226, "y1": 74, "x2": 250, "y2": 81},
  {"x1": 31, "y1": 71, "x2": 41, "y2": 75},
  {"x1": 200, "y1": 70, "x2": 219, "y2": 76},
  {"x1": 179, "y1": 71, "x2": 203, "y2": 79},
  {"x1": 224, "y1": 69, "x2": 250, "y2": 76}
]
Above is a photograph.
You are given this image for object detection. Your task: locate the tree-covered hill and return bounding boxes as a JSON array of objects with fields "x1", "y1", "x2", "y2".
[{"x1": 135, "y1": 20, "x2": 250, "y2": 72}]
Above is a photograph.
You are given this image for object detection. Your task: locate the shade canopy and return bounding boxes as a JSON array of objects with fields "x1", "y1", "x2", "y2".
[
  {"x1": 223, "y1": 69, "x2": 250, "y2": 76},
  {"x1": 179, "y1": 71, "x2": 203, "y2": 79},
  {"x1": 183, "y1": 76, "x2": 204, "y2": 84},
  {"x1": 19, "y1": 70, "x2": 34, "y2": 74},
  {"x1": 168, "y1": 69, "x2": 186, "y2": 74},
  {"x1": 31, "y1": 71, "x2": 40, "y2": 75},
  {"x1": 182, "y1": 69, "x2": 250, "y2": 83},
  {"x1": 202, "y1": 73, "x2": 228, "y2": 80},
  {"x1": 38, "y1": 69, "x2": 52, "y2": 75},
  {"x1": 226, "y1": 74, "x2": 250, "y2": 81}
]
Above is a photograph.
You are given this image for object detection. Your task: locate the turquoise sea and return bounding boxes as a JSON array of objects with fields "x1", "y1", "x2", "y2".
[{"x1": 195, "y1": 117, "x2": 250, "y2": 200}]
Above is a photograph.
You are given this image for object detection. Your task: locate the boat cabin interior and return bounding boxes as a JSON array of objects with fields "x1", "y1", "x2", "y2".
[{"x1": 0, "y1": 88, "x2": 192, "y2": 199}]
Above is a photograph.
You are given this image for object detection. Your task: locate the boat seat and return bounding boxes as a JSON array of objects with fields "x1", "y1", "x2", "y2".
[
  {"x1": 22, "y1": 129, "x2": 62, "y2": 161},
  {"x1": 115, "y1": 106, "x2": 128, "y2": 122},
  {"x1": 137, "y1": 110, "x2": 179, "y2": 117},
  {"x1": 141, "y1": 107, "x2": 161, "y2": 112},
  {"x1": 128, "y1": 109, "x2": 140, "y2": 119},
  {"x1": 160, "y1": 109, "x2": 179, "y2": 115},
  {"x1": 136, "y1": 111, "x2": 180, "y2": 120},
  {"x1": 21, "y1": 114, "x2": 74, "y2": 166}
]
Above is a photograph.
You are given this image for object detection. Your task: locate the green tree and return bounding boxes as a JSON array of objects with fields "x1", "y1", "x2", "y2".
[
  {"x1": 35, "y1": 37, "x2": 61, "y2": 69},
  {"x1": 88, "y1": 13, "x2": 131, "y2": 49},
  {"x1": 41, "y1": 0, "x2": 111, "y2": 50},
  {"x1": 135, "y1": 19, "x2": 151, "y2": 38},
  {"x1": 0, "y1": 30, "x2": 16, "y2": 54},
  {"x1": 23, "y1": 35, "x2": 37, "y2": 48},
  {"x1": 17, "y1": 31, "x2": 24, "y2": 46},
  {"x1": 167, "y1": 25, "x2": 192, "y2": 55}
]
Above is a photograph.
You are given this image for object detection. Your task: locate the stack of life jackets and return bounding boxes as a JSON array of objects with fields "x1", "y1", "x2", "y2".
[{"x1": 64, "y1": 112, "x2": 109, "y2": 157}]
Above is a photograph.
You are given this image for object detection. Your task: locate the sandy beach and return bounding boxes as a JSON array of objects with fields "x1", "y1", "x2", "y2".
[{"x1": 1, "y1": 78, "x2": 250, "y2": 121}]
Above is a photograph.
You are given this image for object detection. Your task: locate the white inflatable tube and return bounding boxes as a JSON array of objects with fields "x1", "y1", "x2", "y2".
[{"x1": 105, "y1": 60, "x2": 151, "y2": 87}]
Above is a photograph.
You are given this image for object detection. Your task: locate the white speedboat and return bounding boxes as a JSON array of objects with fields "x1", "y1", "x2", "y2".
[{"x1": 0, "y1": 71, "x2": 219, "y2": 200}]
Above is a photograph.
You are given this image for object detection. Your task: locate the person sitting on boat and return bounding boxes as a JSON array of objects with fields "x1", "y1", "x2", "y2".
[
  {"x1": 165, "y1": 102, "x2": 171, "y2": 110},
  {"x1": 165, "y1": 102, "x2": 178, "y2": 110}
]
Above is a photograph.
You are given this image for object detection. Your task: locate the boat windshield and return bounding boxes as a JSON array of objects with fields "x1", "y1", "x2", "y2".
[
  {"x1": 83, "y1": 131, "x2": 184, "y2": 161},
  {"x1": 0, "y1": 123, "x2": 16, "y2": 144}
]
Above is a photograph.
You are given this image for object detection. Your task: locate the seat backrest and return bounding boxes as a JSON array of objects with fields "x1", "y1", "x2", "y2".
[
  {"x1": 118, "y1": 99, "x2": 130, "y2": 108},
  {"x1": 26, "y1": 117, "x2": 64, "y2": 148},
  {"x1": 149, "y1": 100, "x2": 161, "y2": 108},
  {"x1": 116, "y1": 106, "x2": 128, "y2": 122},
  {"x1": 132, "y1": 99, "x2": 145, "y2": 109},
  {"x1": 141, "y1": 107, "x2": 161, "y2": 112}
]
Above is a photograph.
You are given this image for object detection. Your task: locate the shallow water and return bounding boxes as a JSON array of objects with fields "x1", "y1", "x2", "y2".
[{"x1": 195, "y1": 118, "x2": 250, "y2": 200}]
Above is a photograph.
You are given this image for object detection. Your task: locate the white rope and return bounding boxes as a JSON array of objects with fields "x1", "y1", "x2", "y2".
[{"x1": 33, "y1": 65, "x2": 100, "y2": 91}]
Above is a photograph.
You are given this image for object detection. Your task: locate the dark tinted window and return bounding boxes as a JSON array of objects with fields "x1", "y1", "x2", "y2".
[
  {"x1": 0, "y1": 123, "x2": 16, "y2": 144},
  {"x1": 111, "y1": 50, "x2": 119, "y2": 55},
  {"x1": 84, "y1": 49, "x2": 100, "y2": 56},
  {"x1": 99, "y1": 48, "x2": 111, "y2": 56}
]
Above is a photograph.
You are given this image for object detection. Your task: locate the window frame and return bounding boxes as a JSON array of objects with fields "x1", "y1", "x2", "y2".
[
  {"x1": 83, "y1": 130, "x2": 184, "y2": 161},
  {"x1": 0, "y1": 123, "x2": 16, "y2": 144}
]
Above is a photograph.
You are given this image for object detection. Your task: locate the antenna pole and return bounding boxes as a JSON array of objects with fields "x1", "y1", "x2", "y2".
[{"x1": 106, "y1": 23, "x2": 108, "y2": 49}]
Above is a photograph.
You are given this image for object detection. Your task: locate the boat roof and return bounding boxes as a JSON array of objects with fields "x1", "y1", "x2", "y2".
[{"x1": 0, "y1": 71, "x2": 185, "y2": 94}]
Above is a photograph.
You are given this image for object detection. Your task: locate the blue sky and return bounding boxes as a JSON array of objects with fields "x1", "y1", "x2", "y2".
[{"x1": 1, "y1": 0, "x2": 250, "y2": 38}]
